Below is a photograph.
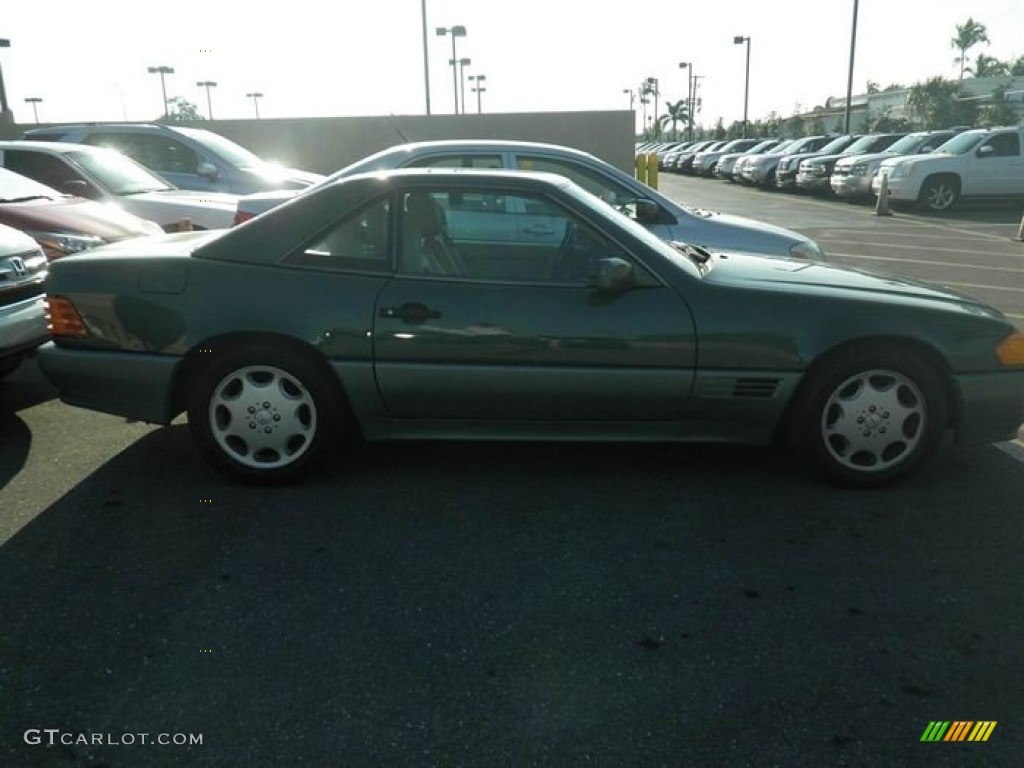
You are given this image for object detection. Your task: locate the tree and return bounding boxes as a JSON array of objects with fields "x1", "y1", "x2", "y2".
[
  {"x1": 981, "y1": 84, "x2": 1019, "y2": 126},
  {"x1": 658, "y1": 100, "x2": 689, "y2": 140},
  {"x1": 158, "y1": 97, "x2": 205, "y2": 122},
  {"x1": 972, "y1": 53, "x2": 1010, "y2": 78},
  {"x1": 785, "y1": 113, "x2": 807, "y2": 138},
  {"x1": 868, "y1": 106, "x2": 914, "y2": 133},
  {"x1": 951, "y1": 17, "x2": 989, "y2": 80},
  {"x1": 1012, "y1": 56, "x2": 1024, "y2": 76},
  {"x1": 866, "y1": 81, "x2": 880, "y2": 94},
  {"x1": 907, "y1": 76, "x2": 978, "y2": 128}
]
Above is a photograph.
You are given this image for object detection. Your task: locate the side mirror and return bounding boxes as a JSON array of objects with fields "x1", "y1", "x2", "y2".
[
  {"x1": 196, "y1": 161, "x2": 219, "y2": 178},
  {"x1": 589, "y1": 257, "x2": 635, "y2": 292},
  {"x1": 634, "y1": 198, "x2": 661, "y2": 223},
  {"x1": 60, "y1": 179, "x2": 101, "y2": 200},
  {"x1": 976, "y1": 145, "x2": 995, "y2": 157}
]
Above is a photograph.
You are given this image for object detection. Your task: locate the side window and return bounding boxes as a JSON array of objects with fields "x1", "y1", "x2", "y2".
[
  {"x1": 397, "y1": 187, "x2": 657, "y2": 287},
  {"x1": 514, "y1": 154, "x2": 638, "y2": 209},
  {"x1": 283, "y1": 196, "x2": 392, "y2": 273},
  {"x1": 407, "y1": 154, "x2": 503, "y2": 169},
  {"x1": 4, "y1": 151, "x2": 80, "y2": 189},
  {"x1": 982, "y1": 133, "x2": 1020, "y2": 158}
]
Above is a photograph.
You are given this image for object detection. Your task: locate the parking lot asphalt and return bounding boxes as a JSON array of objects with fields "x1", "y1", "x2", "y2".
[
  {"x1": 659, "y1": 173, "x2": 1024, "y2": 328},
  {"x1": 2, "y1": 184, "x2": 1024, "y2": 766}
]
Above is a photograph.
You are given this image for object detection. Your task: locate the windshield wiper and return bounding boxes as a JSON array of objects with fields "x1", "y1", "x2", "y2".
[
  {"x1": 4, "y1": 195, "x2": 53, "y2": 203},
  {"x1": 671, "y1": 241, "x2": 713, "y2": 265}
]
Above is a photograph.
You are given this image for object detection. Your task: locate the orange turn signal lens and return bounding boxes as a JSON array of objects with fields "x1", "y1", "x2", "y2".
[
  {"x1": 996, "y1": 330, "x2": 1024, "y2": 366},
  {"x1": 45, "y1": 295, "x2": 89, "y2": 338}
]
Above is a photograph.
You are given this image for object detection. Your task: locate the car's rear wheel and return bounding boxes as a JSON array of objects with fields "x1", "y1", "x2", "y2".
[
  {"x1": 794, "y1": 351, "x2": 946, "y2": 488},
  {"x1": 918, "y1": 175, "x2": 960, "y2": 212},
  {"x1": 187, "y1": 346, "x2": 344, "y2": 484}
]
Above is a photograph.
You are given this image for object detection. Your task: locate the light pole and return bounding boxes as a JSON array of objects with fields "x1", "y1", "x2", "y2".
[
  {"x1": 246, "y1": 91, "x2": 264, "y2": 119},
  {"x1": 646, "y1": 77, "x2": 660, "y2": 138},
  {"x1": 435, "y1": 25, "x2": 466, "y2": 114},
  {"x1": 733, "y1": 36, "x2": 751, "y2": 138},
  {"x1": 421, "y1": 0, "x2": 431, "y2": 115},
  {"x1": 844, "y1": 0, "x2": 859, "y2": 133},
  {"x1": 691, "y1": 74, "x2": 704, "y2": 139},
  {"x1": 678, "y1": 62, "x2": 692, "y2": 141},
  {"x1": 24, "y1": 96, "x2": 42, "y2": 124},
  {"x1": 0, "y1": 38, "x2": 10, "y2": 121},
  {"x1": 147, "y1": 65, "x2": 174, "y2": 118},
  {"x1": 195, "y1": 80, "x2": 217, "y2": 120},
  {"x1": 469, "y1": 74, "x2": 487, "y2": 114},
  {"x1": 450, "y1": 57, "x2": 471, "y2": 114}
]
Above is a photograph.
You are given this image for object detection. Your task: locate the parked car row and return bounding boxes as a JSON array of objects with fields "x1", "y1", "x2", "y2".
[
  {"x1": 644, "y1": 125, "x2": 1024, "y2": 212},
  {"x1": 7, "y1": 133, "x2": 1024, "y2": 488}
]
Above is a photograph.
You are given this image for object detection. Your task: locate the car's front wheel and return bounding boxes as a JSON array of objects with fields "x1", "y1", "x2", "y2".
[
  {"x1": 187, "y1": 346, "x2": 344, "y2": 484},
  {"x1": 918, "y1": 175, "x2": 960, "y2": 212},
  {"x1": 795, "y1": 351, "x2": 947, "y2": 488}
]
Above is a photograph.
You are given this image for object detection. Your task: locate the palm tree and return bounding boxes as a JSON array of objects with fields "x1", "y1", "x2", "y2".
[
  {"x1": 972, "y1": 53, "x2": 1009, "y2": 78},
  {"x1": 951, "y1": 17, "x2": 990, "y2": 80},
  {"x1": 658, "y1": 100, "x2": 689, "y2": 140}
]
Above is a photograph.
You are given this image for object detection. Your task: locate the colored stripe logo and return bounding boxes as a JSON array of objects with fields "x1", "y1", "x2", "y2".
[{"x1": 920, "y1": 721, "x2": 997, "y2": 742}]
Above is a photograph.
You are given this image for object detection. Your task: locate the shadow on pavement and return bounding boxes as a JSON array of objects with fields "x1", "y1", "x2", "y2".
[{"x1": 2, "y1": 427, "x2": 1024, "y2": 766}]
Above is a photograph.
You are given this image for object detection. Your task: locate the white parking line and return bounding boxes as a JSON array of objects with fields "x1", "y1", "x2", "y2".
[
  {"x1": 827, "y1": 251, "x2": 1024, "y2": 274},
  {"x1": 824, "y1": 240, "x2": 1024, "y2": 258},
  {"x1": 996, "y1": 441, "x2": 1024, "y2": 464}
]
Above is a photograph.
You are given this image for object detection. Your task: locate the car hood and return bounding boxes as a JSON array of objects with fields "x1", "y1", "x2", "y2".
[
  {"x1": 878, "y1": 152, "x2": 934, "y2": 169},
  {"x1": 704, "y1": 252, "x2": 1001, "y2": 316},
  {"x1": 0, "y1": 197, "x2": 160, "y2": 239},
  {"x1": 834, "y1": 150, "x2": 899, "y2": 168},
  {"x1": 245, "y1": 165, "x2": 325, "y2": 190},
  {"x1": 133, "y1": 189, "x2": 239, "y2": 208},
  {"x1": 680, "y1": 207, "x2": 806, "y2": 245}
]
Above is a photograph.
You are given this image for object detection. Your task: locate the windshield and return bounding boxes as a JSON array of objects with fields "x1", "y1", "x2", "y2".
[
  {"x1": 932, "y1": 132, "x2": 985, "y2": 155},
  {"x1": 0, "y1": 166, "x2": 62, "y2": 201},
  {"x1": 785, "y1": 137, "x2": 824, "y2": 154},
  {"x1": 176, "y1": 127, "x2": 265, "y2": 167},
  {"x1": 816, "y1": 136, "x2": 854, "y2": 154},
  {"x1": 885, "y1": 133, "x2": 929, "y2": 154},
  {"x1": 67, "y1": 148, "x2": 175, "y2": 195}
]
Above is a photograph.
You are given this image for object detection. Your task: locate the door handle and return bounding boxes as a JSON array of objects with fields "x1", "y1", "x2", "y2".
[
  {"x1": 379, "y1": 302, "x2": 442, "y2": 322},
  {"x1": 523, "y1": 225, "x2": 555, "y2": 235}
]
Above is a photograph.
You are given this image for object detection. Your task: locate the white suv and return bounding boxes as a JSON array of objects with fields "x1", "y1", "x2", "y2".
[{"x1": 872, "y1": 126, "x2": 1024, "y2": 212}]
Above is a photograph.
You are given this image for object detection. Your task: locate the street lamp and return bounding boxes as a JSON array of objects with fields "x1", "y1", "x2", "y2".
[
  {"x1": 435, "y1": 25, "x2": 466, "y2": 114},
  {"x1": 24, "y1": 96, "x2": 42, "y2": 124},
  {"x1": 469, "y1": 74, "x2": 487, "y2": 114},
  {"x1": 733, "y1": 36, "x2": 751, "y2": 138},
  {"x1": 0, "y1": 38, "x2": 10, "y2": 121},
  {"x1": 646, "y1": 77, "x2": 660, "y2": 138},
  {"x1": 196, "y1": 80, "x2": 217, "y2": 120},
  {"x1": 420, "y1": 0, "x2": 431, "y2": 115},
  {"x1": 147, "y1": 65, "x2": 175, "y2": 118},
  {"x1": 678, "y1": 62, "x2": 692, "y2": 141},
  {"x1": 450, "y1": 57, "x2": 471, "y2": 114},
  {"x1": 844, "y1": 0, "x2": 860, "y2": 133},
  {"x1": 246, "y1": 91, "x2": 264, "y2": 119}
]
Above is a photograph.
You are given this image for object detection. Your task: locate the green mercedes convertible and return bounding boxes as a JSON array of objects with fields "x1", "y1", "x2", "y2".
[{"x1": 38, "y1": 169, "x2": 1024, "y2": 487}]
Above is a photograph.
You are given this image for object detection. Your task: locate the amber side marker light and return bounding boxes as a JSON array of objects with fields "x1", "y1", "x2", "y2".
[
  {"x1": 45, "y1": 296, "x2": 89, "y2": 338},
  {"x1": 996, "y1": 330, "x2": 1024, "y2": 366}
]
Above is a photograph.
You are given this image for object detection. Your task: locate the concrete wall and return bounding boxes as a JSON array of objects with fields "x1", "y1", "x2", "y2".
[{"x1": 8, "y1": 111, "x2": 636, "y2": 175}]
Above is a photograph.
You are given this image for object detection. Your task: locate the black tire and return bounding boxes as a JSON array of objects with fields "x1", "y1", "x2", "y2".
[
  {"x1": 793, "y1": 350, "x2": 947, "y2": 488},
  {"x1": 918, "y1": 175, "x2": 960, "y2": 213},
  {"x1": 187, "y1": 345, "x2": 344, "y2": 484},
  {"x1": 761, "y1": 170, "x2": 776, "y2": 189}
]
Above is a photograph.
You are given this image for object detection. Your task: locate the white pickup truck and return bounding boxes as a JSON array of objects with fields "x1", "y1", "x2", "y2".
[{"x1": 872, "y1": 126, "x2": 1024, "y2": 212}]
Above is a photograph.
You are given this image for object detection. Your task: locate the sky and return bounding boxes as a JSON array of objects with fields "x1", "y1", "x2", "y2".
[{"x1": 1, "y1": 0, "x2": 1022, "y2": 130}]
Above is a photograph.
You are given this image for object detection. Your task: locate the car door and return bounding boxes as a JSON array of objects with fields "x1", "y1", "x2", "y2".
[
  {"x1": 970, "y1": 132, "x2": 1022, "y2": 196},
  {"x1": 373, "y1": 183, "x2": 696, "y2": 422}
]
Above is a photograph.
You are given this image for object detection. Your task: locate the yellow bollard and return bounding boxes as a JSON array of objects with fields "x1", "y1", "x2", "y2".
[
  {"x1": 646, "y1": 153, "x2": 659, "y2": 190},
  {"x1": 635, "y1": 153, "x2": 647, "y2": 185},
  {"x1": 874, "y1": 173, "x2": 891, "y2": 217}
]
